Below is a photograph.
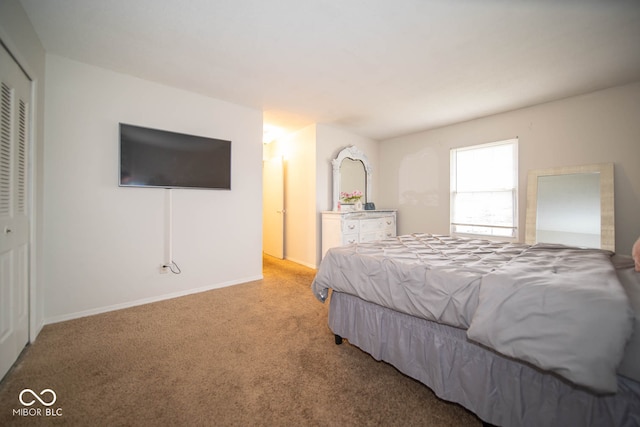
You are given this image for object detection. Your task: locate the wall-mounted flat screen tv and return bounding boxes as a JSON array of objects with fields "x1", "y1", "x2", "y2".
[{"x1": 119, "y1": 123, "x2": 231, "y2": 190}]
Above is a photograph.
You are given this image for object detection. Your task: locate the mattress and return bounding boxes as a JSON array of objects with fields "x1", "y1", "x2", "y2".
[
  {"x1": 313, "y1": 234, "x2": 530, "y2": 327},
  {"x1": 328, "y1": 291, "x2": 640, "y2": 427},
  {"x1": 311, "y1": 234, "x2": 634, "y2": 393}
]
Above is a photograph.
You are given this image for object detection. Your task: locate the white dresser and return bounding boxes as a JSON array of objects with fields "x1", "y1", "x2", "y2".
[{"x1": 321, "y1": 210, "x2": 397, "y2": 258}]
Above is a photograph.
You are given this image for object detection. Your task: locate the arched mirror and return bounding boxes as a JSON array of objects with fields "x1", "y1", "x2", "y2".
[
  {"x1": 525, "y1": 163, "x2": 614, "y2": 251},
  {"x1": 332, "y1": 146, "x2": 372, "y2": 211}
]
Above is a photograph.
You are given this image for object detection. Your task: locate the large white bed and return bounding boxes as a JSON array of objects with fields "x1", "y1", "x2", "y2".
[{"x1": 311, "y1": 234, "x2": 640, "y2": 426}]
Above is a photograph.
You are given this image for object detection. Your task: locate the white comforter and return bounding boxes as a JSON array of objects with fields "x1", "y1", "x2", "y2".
[{"x1": 311, "y1": 234, "x2": 634, "y2": 393}]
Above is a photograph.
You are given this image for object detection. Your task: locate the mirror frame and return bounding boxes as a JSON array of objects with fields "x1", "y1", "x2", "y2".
[
  {"x1": 332, "y1": 146, "x2": 372, "y2": 211},
  {"x1": 525, "y1": 163, "x2": 615, "y2": 251}
]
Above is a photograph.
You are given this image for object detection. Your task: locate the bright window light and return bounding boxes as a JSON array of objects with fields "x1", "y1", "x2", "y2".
[{"x1": 450, "y1": 139, "x2": 518, "y2": 239}]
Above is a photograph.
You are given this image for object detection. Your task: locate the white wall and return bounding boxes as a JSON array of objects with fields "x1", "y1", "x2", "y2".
[
  {"x1": 379, "y1": 82, "x2": 640, "y2": 254},
  {"x1": 0, "y1": 0, "x2": 47, "y2": 339},
  {"x1": 43, "y1": 55, "x2": 263, "y2": 322}
]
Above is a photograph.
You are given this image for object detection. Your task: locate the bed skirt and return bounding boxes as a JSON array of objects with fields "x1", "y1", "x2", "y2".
[{"x1": 328, "y1": 291, "x2": 640, "y2": 427}]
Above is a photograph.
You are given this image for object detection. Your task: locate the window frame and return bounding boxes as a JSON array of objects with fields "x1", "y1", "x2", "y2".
[{"x1": 450, "y1": 138, "x2": 519, "y2": 241}]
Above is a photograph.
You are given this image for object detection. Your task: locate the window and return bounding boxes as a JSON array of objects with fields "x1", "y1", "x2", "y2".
[{"x1": 450, "y1": 139, "x2": 518, "y2": 239}]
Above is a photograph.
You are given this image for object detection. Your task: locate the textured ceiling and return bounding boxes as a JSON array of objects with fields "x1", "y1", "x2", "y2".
[{"x1": 20, "y1": 0, "x2": 640, "y2": 140}]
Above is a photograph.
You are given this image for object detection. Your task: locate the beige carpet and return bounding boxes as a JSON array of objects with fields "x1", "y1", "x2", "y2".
[{"x1": 0, "y1": 255, "x2": 481, "y2": 426}]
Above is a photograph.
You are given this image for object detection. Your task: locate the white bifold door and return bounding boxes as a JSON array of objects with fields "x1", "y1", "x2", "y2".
[{"x1": 0, "y1": 43, "x2": 31, "y2": 381}]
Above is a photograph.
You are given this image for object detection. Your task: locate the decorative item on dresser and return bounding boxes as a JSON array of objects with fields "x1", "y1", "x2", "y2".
[{"x1": 321, "y1": 210, "x2": 397, "y2": 258}]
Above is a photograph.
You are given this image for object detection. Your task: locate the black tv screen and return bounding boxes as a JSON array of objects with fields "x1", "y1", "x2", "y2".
[{"x1": 119, "y1": 123, "x2": 231, "y2": 190}]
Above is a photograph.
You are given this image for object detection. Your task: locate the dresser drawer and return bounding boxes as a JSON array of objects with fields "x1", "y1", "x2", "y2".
[
  {"x1": 343, "y1": 233, "x2": 359, "y2": 245},
  {"x1": 360, "y1": 218, "x2": 384, "y2": 233},
  {"x1": 382, "y1": 216, "x2": 395, "y2": 229},
  {"x1": 383, "y1": 216, "x2": 396, "y2": 238},
  {"x1": 360, "y1": 231, "x2": 385, "y2": 243},
  {"x1": 321, "y1": 211, "x2": 397, "y2": 259},
  {"x1": 342, "y1": 220, "x2": 360, "y2": 234}
]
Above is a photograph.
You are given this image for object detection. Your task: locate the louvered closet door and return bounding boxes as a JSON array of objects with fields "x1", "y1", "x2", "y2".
[{"x1": 0, "y1": 43, "x2": 30, "y2": 381}]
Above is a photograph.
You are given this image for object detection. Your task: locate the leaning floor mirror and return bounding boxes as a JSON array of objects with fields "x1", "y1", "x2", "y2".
[{"x1": 525, "y1": 163, "x2": 615, "y2": 251}]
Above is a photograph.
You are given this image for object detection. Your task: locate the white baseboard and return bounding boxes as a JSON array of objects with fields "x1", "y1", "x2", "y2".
[
  {"x1": 284, "y1": 256, "x2": 318, "y2": 270},
  {"x1": 44, "y1": 274, "x2": 263, "y2": 325}
]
